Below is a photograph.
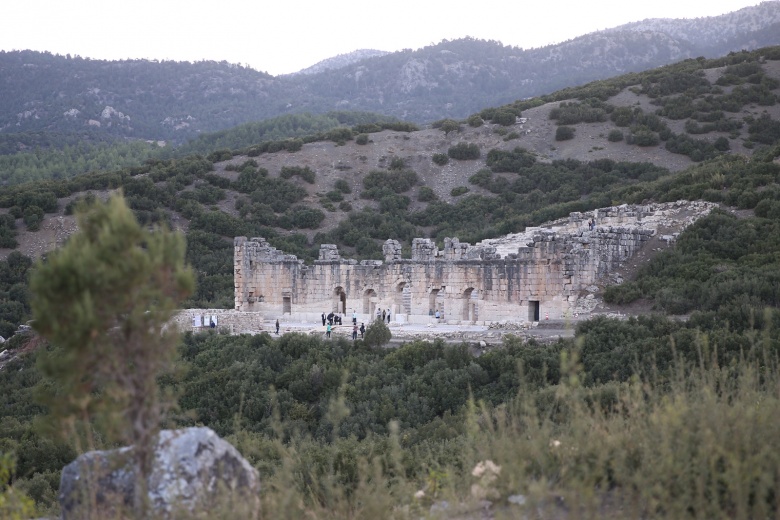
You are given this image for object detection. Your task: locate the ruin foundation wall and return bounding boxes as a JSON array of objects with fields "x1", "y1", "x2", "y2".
[{"x1": 232, "y1": 202, "x2": 714, "y2": 325}]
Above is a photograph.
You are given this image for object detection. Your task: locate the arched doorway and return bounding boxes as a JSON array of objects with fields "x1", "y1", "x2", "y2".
[
  {"x1": 333, "y1": 287, "x2": 346, "y2": 314},
  {"x1": 430, "y1": 287, "x2": 446, "y2": 318},
  {"x1": 363, "y1": 289, "x2": 377, "y2": 316},
  {"x1": 395, "y1": 282, "x2": 410, "y2": 316},
  {"x1": 462, "y1": 288, "x2": 478, "y2": 322},
  {"x1": 428, "y1": 288, "x2": 439, "y2": 315}
]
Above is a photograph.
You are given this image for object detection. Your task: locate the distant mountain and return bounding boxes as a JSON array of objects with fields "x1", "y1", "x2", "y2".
[
  {"x1": 607, "y1": 1, "x2": 780, "y2": 51},
  {"x1": 290, "y1": 49, "x2": 390, "y2": 76},
  {"x1": 0, "y1": 2, "x2": 778, "y2": 144}
]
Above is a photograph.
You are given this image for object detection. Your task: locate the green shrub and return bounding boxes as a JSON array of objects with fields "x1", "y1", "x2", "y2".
[
  {"x1": 434, "y1": 119, "x2": 461, "y2": 135},
  {"x1": 361, "y1": 170, "x2": 418, "y2": 198},
  {"x1": 334, "y1": 179, "x2": 352, "y2": 194},
  {"x1": 491, "y1": 110, "x2": 517, "y2": 126},
  {"x1": 388, "y1": 157, "x2": 406, "y2": 170},
  {"x1": 451, "y1": 186, "x2": 469, "y2": 197},
  {"x1": 206, "y1": 149, "x2": 233, "y2": 163},
  {"x1": 555, "y1": 126, "x2": 575, "y2": 141},
  {"x1": 325, "y1": 191, "x2": 344, "y2": 203},
  {"x1": 418, "y1": 186, "x2": 437, "y2": 202},
  {"x1": 607, "y1": 129, "x2": 624, "y2": 142},
  {"x1": 280, "y1": 166, "x2": 316, "y2": 184},
  {"x1": 467, "y1": 114, "x2": 484, "y2": 127},
  {"x1": 631, "y1": 130, "x2": 660, "y2": 147},
  {"x1": 355, "y1": 134, "x2": 369, "y2": 145},
  {"x1": 432, "y1": 153, "x2": 449, "y2": 166},
  {"x1": 363, "y1": 319, "x2": 391, "y2": 347},
  {"x1": 447, "y1": 143, "x2": 480, "y2": 160},
  {"x1": 22, "y1": 206, "x2": 43, "y2": 231}
]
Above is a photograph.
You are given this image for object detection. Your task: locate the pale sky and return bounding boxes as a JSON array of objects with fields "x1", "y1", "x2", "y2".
[{"x1": 1, "y1": 0, "x2": 768, "y2": 76}]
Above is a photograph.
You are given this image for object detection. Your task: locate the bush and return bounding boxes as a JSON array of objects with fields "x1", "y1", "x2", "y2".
[
  {"x1": 363, "y1": 319, "x2": 391, "y2": 347},
  {"x1": 631, "y1": 130, "x2": 660, "y2": 147},
  {"x1": 361, "y1": 170, "x2": 419, "y2": 198},
  {"x1": 325, "y1": 191, "x2": 344, "y2": 203},
  {"x1": 555, "y1": 126, "x2": 575, "y2": 141},
  {"x1": 491, "y1": 110, "x2": 517, "y2": 126},
  {"x1": 22, "y1": 206, "x2": 44, "y2": 231},
  {"x1": 435, "y1": 119, "x2": 461, "y2": 135},
  {"x1": 206, "y1": 149, "x2": 233, "y2": 163},
  {"x1": 447, "y1": 143, "x2": 480, "y2": 160},
  {"x1": 418, "y1": 187, "x2": 437, "y2": 202},
  {"x1": 432, "y1": 153, "x2": 449, "y2": 166},
  {"x1": 388, "y1": 157, "x2": 406, "y2": 171},
  {"x1": 334, "y1": 179, "x2": 352, "y2": 194},
  {"x1": 451, "y1": 186, "x2": 469, "y2": 197},
  {"x1": 355, "y1": 134, "x2": 369, "y2": 145},
  {"x1": 467, "y1": 114, "x2": 484, "y2": 127},
  {"x1": 607, "y1": 129, "x2": 624, "y2": 142},
  {"x1": 280, "y1": 166, "x2": 316, "y2": 184}
]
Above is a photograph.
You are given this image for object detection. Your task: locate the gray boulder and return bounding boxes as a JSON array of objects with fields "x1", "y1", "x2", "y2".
[{"x1": 59, "y1": 427, "x2": 260, "y2": 519}]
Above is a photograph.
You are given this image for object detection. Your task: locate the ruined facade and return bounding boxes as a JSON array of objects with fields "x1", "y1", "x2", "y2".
[{"x1": 234, "y1": 202, "x2": 715, "y2": 324}]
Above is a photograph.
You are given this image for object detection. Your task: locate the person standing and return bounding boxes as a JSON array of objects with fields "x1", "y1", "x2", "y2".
[
  {"x1": 359, "y1": 323, "x2": 365, "y2": 338},
  {"x1": 352, "y1": 324, "x2": 358, "y2": 340},
  {"x1": 275, "y1": 319, "x2": 280, "y2": 335},
  {"x1": 352, "y1": 310, "x2": 357, "y2": 325},
  {"x1": 386, "y1": 311, "x2": 391, "y2": 324},
  {"x1": 382, "y1": 309, "x2": 386, "y2": 322},
  {"x1": 322, "y1": 312, "x2": 326, "y2": 326},
  {"x1": 326, "y1": 323, "x2": 332, "y2": 338}
]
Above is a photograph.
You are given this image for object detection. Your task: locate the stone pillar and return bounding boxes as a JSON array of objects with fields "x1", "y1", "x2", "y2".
[
  {"x1": 318, "y1": 244, "x2": 340, "y2": 261},
  {"x1": 411, "y1": 238, "x2": 437, "y2": 261},
  {"x1": 383, "y1": 239, "x2": 402, "y2": 262}
]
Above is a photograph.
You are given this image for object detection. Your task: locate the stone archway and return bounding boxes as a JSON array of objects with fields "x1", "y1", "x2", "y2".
[
  {"x1": 395, "y1": 282, "x2": 410, "y2": 316},
  {"x1": 428, "y1": 288, "x2": 439, "y2": 316},
  {"x1": 462, "y1": 287, "x2": 477, "y2": 322},
  {"x1": 363, "y1": 289, "x2": 377, "y2": 316},
  {"x1": 334, "y1": 286, "x2": 346, "y2": 314}
]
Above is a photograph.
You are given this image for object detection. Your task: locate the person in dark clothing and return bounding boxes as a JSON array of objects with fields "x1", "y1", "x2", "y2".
[
  {"x1": 352, "y1": 325, "x2": 358, "y2": 340},
  {"x1": 359, "y1": 323, "x2": 365, "y2": 338},
  {"x1": 275, "y1": 319, "x2": 280, "y2": 334},
  {"x1": 382, "y1": 309, "x2": 386, "y2": 321},
  {"x1": 327, "y1": 312, "x2": 334, "y2": 325},
  {"x1": 322, "y1": 313, "x2": 326, "y2": 326},
  {"x1": 386, "y1": 311, "x2": 390, "y2": 324}
]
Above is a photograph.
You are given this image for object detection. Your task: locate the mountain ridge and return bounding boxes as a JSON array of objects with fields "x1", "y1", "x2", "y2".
[{"x1": 1, "y1": 2, "x2": 779, "y2": 144}]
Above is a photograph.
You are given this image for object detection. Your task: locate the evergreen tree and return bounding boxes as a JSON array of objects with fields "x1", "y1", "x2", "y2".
[{"x1": 30, "y1": 194, "x2": 194, "y2": 514}]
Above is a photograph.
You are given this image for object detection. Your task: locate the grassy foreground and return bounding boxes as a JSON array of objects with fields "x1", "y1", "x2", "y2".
[{"x1": 217, "y1": 332, "x2": 780, "y2": 519}]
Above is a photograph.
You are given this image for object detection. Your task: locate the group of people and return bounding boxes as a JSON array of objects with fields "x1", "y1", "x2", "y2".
[
  {"x1": 375, "y1": 308, "x2": 391, "y2": 323},
  {"x1": 323, "y1": 312, "x2": 343, "y2": 326},
  {"x1": 322, "y1": 310, "x2": 365, "y2": 340}
]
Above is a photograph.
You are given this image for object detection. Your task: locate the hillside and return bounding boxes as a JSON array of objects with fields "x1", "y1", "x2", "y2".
[
  {"x1": 1, "y1": 2, "x2": 779, "y2": 146},
  {"x1": 0, "y1": 46, "x2": 778, "y2": 326},
  {"x1": 2, "y1": 43, "x2": 780, "y2": 520}
]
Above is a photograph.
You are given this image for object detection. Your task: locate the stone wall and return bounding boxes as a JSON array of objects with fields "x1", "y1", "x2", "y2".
[
  {"x1": 233, "y1": 202, "x2": 715, "y2": 325},
  {"x1": 172, "y1": 309, "x2": 265, "y2": 334}
]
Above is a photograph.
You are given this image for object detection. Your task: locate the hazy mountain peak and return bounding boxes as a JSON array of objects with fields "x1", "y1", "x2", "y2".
[
  {"x1": 289, "y1": 49, "x2": 390, "y2": 76},
  {"x1": 604, "y1": 1, "x2": 780, "y2": 47}
]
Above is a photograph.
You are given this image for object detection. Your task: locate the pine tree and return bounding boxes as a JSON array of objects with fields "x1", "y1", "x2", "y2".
[{"x1": 30, "y1": 194, "x2": 194, "y2": 513}]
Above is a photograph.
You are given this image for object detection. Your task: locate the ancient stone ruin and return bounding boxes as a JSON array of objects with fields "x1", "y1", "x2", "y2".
[{"x1": 234, "y1": 202, "x2": 715, "y2": 325}]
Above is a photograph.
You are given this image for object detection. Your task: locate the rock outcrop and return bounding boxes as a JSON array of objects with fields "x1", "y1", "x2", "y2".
[{"x1": 59, "y1": 427, "x2": 259, "y2": 519}]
